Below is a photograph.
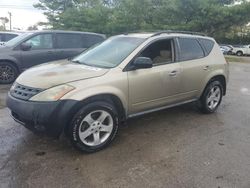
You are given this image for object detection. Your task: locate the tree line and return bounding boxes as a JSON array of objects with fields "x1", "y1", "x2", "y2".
[{"x1": 34, "y1": 0, "x2": 250, "y2": 44}]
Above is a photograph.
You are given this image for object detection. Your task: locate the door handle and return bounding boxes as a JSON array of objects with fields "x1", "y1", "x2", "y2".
[
  {"x1": 169, "y1": 70, "x2": 178, "y2": 76},
  {"x1": 203, "y1": 65, "x2": 210, "y2": 70},
  {"x1": 47, "y1": 51, "x2": 53, "y2": 54}
]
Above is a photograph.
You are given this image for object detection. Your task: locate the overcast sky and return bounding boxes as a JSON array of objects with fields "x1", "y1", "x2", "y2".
[{"x1": 0, "y1": 0, "x2": 47, "y2": 30}]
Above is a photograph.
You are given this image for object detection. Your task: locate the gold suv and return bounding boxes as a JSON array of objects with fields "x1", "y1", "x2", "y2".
[{"x1": 7, "y1": 31, "x2": 229, "y2": 153}]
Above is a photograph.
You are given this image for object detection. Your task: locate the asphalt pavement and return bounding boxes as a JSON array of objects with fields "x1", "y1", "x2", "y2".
[{"x1": 0, "y1": 61, "x2": 250, "y2": 188}]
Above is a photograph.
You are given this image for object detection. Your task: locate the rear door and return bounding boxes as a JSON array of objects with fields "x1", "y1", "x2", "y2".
[
  {"x1": 54, "y1": 33, "x2": 85, "y2": 60},
  {"x1": 20, "y1": 33, "x2": 56, "y2": 69},
  {"x1": 176, "y1": 37, "x2": 209, "y2": 99}
]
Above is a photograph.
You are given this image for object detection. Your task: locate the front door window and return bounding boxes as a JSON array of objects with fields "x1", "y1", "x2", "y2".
[{"x1": 25, "y1": 34, "x2": 53, "y2": 50}]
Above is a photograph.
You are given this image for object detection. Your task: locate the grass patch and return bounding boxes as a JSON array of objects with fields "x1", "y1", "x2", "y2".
[{"x1": 225, "y1": 55, "x2": 250, "y2": 63}]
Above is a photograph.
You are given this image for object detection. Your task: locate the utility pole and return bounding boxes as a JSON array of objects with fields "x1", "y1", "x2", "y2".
[{"x1": 8, "y1": 12, "x2": 12, "y2": 31}]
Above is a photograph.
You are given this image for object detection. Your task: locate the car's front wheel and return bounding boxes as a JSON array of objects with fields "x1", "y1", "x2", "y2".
[
  {"x1": 69, "y1": 101, "x2": 119, "y2": 153},
  {"x1": 199, "y1": 80, "x2": 223, "y2": 114}
]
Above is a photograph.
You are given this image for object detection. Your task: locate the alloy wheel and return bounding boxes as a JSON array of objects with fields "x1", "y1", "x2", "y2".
[
  {"x1": 206, "y1": 86, "x2": 221, "y2": 110},
  {"x1": 78, "y1": 110, "x2": 114, "y2": 146},
  {"x1": 0, "y1": 65, "x2": 15, "y2": 83}
]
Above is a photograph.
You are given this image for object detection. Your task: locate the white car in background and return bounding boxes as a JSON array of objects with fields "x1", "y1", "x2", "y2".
[
  {"x1": 220, "y1": 46, "x2": 232, "y2": 54},
  {"x1": 232, "y1": 45, "x2": 250, "y2": 56}
]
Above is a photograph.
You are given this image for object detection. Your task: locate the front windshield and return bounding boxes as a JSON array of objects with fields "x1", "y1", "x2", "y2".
[
  {"x1": 72, "y1": 36, "x2": 145, "y2": 68},
  {"x1": 5, "y1": 33, "x2": 33, "y2": 47}
]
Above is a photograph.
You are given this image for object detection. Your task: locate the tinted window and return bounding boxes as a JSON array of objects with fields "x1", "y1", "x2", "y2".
[
  {"x1": 25, "y1": 34, "x2": 53, "y2": 50},
  {"x1": 82, "y1": 34, "x2": 105, "y2": 48},
  {"x1": 199, "y1": 38, "x2": 214, "y2": 55},
  {"x1": 178, "y1": 38, "x2": 204, "y2": 61},
  {"x1": 56, "y1": 33, "x2": 82, "y2": 49},
  {"x1": 0, "y1": 34, "x2": 3, "y2": 42},
  {"x1": 4, "y1": 34, "x2": 18, "y2": 41}
]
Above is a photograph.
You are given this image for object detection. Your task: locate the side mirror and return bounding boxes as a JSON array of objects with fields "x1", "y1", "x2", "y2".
[
  {"x1": 132, "y1": 57, "x2": 153, "y2": 70},
  {"x1": 20, "y1": 43, "x2": 32, "y2": 51}
]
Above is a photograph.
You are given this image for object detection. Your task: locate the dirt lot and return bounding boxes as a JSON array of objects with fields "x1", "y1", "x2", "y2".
[{"x1": 1, "y1": 61, "x2": 250, "y2": 188}]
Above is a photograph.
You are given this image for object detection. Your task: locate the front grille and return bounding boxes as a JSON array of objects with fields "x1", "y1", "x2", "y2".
[{"x1": 10, "y1": 83, "x2": 43, "y2": 101}]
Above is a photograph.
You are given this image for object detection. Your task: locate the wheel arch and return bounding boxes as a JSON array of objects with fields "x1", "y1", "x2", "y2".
[
  {"x1": 63, "y1": 93, "x2": 127, "y2": 137},
  {"x1": 202, "y1": 75, "x2": 227, "y2": 97},
  {"x1": 79, "y1": 94, "x2": 127, "y2": 121},
  {"x1": 0, "y1": 59, "x2": 20, "y2": 73},
  {"x1": 236, "y1": 50, "x2": 244, "y2": 55}
]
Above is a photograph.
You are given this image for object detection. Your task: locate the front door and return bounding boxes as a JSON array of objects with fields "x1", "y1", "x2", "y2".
[
  {"x1": 128, "y1": 39, "x2": 182, "y2": 115},
  {"x1": 20, "y1": 33, "x2": 56, "y2": 69}
]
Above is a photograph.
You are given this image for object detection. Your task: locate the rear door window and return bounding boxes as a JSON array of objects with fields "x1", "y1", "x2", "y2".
[
  {"x1": 198, "y1": 38, "x2": 215, "y2": 56},
  {"x1": 178, "y1": 38, "x2": 204, "y2": 61},
  {"x1": 56, "y1": 33, "x2": 82, "y2": 49}
]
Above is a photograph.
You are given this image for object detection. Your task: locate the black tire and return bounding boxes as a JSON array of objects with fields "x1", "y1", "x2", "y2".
[
  {"x1": 199, "y1": 80, "x2": 223, "y2": 114},
  {"x1": 236, "y1": 51, "x2": 243, "y2": 56},
  {"x1": 68, "y1": 101, "x2": 119, "y2": 153},
  {"x1": 0, "y1": 62, "x2": 18, "y2": 84}
]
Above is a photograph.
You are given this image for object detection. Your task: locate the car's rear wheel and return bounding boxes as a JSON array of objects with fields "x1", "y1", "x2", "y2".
[
  {"x1": 69, "y1": 101, "x2": 119, "y2": 153},
  {"x1": 0, "y1": 62, "x2": 18, "y2": 84},
  {"x1": 199, "y1": 80, "x2": 223, "y2": 114}
]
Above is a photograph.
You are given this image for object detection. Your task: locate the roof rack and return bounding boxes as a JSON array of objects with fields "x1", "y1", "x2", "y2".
[{"x1": 151, "y1": 30, "x2": 207, "y2": 37}]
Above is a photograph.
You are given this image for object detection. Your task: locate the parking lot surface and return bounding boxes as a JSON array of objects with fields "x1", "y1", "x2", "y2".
[{"x1": 1, "y1": 62, "x2": 250, "y2": 188}]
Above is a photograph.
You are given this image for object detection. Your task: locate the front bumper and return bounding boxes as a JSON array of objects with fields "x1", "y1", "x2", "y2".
[{"x1": 6, "y1": 93, "x2": 78, "y2": 138}]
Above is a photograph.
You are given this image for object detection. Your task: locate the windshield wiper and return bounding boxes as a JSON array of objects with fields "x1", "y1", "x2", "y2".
[
  {"x1": 70, "y1": 60, "x2": 94, "y2": 67},
  {"x1": 70, "y1": 59, "x2": 109, "y2": 69},
  {"x1": 70, "y1": 60, "x2": 81, "y2": 64}
]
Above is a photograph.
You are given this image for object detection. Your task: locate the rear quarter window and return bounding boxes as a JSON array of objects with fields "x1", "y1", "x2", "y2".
[
  {"x1": 178, "y1": 37, "x2": 205, "y2": 61},
  {"x1": 198, "y1": 38, "x2": 215, "y2": 56},
  {"x1": 82, "y1": 34, "x2": 105, "y2": 48}
]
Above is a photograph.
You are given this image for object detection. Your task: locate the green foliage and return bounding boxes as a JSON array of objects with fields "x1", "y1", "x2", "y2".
[
  {"x1": 35, "y1": 0, "x2": 250, "y2": 43},
  {"x1": 27, "y1": 25, "x2": 38, "y2": 31},
  {"x1": 0, "y1": 17, "x2": 9, "y2": 30}
]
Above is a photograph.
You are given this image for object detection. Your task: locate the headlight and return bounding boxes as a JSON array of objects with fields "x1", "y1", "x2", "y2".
[
  {"x1": 10, "y1": 82, "x2": 17, "y2": 91},
  {"x1": 29, "y1": 84, "x2": 75, "y2": 102}
]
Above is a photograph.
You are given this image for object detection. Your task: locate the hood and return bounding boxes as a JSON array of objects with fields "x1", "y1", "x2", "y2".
[
  {"x1": 0, "y1": 45, "x2": 11, "y2": 51},
  {"x1": 16, "y1": 59, "x2": 109, "y2": 89}
]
